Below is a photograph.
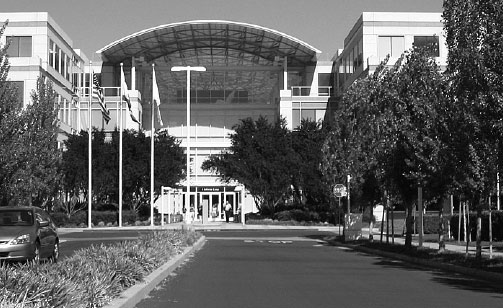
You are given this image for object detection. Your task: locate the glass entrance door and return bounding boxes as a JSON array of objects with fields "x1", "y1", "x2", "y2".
[{"x1": 201, "y1": 193, "x2": 222, "y2": 221}]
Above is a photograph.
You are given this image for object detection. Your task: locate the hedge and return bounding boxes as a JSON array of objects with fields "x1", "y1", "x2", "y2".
[
  {"x1": 51, "y1": 210, "x2": 141, "y2": 227},
  {"x1": 450, "y1": 211, "x2": 503, "y2": 241},
  {"x1": 0, "y1": 230, "x2": 201, "y2": 308}
]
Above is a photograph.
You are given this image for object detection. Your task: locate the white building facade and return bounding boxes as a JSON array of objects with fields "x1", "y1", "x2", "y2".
[
  {"x1": 332, "y1": 12, "x2": 447, "y2": 96},
  {"x1": 0, "y1": 12, "x2": 89, "y2": 146}
]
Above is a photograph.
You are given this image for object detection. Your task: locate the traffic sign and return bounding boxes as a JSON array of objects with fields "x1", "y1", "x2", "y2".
[{"x1": 333, "y1": 184, "x2": 347, "y2": 198}]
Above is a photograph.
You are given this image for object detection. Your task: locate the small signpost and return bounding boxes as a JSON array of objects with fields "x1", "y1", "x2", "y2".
[
  {"x1": 333, "y1": 184, "x2": 347, "y2": 198},
  {"x1": 333, "y1": 184, "x2": 347, "y2": 235}
]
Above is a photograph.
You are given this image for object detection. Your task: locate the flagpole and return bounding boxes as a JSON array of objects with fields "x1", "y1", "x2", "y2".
[
  {"x1": 150, "y1": 64, "x2": 155, "y2": 227},
  {"x1": 88, "y1": 61, "x2": 93, "y2": 229},
  {"x1": 119, "y1": 63, "x2": 124, "y2": 227}
]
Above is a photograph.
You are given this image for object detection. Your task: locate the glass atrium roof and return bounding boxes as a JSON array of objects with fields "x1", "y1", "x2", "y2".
[
  {"x1": 98, "y1": 20, "x2": 321, "y2": 67},
  {"x1": 98, "y1": 21, "x2": 321, "y2": 105}
]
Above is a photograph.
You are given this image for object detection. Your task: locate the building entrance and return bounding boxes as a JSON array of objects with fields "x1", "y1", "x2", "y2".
[
  {"x1": 200, "y1": 193, "x2": 222, "y2": 221},
  {"x1": 196, "y1": 191, "x2": 237, "y2": 222}
]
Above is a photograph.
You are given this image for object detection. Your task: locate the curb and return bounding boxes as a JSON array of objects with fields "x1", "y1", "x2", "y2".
[
  {"x1": 103, "y1": 235, "x2": 207, "y2": 308},
  {"x1": 334, "y1": 241, "x2": 503, "y2": 284}
]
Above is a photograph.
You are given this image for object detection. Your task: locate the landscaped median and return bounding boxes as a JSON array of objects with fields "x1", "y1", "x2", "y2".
[{"x1": 0, "y1": 230, "x2": 204, "y2": 308}]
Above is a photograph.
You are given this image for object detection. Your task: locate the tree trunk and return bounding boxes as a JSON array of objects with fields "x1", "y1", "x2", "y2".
[
  {"x1": 391, "y1": 205, "x2": 395, "y2": 244},
  {"x1": 369, "y1": 206, "x2": 374, "y2": 242},
  {"x1": 475, "y1": 202, "x2": 482, "y2": 262},
  {"x1": 405, "y1": 200, "x2": 414, "y2": 248},
  {"x1": 418, "y1": 186, "x2": 423, "y2": 247},
  {"x1": 465, "y1": 202, "x2": 470, "y2": 257},
  {"x1": 438, "y1": 200, "x2": 445, "y2": 253}
]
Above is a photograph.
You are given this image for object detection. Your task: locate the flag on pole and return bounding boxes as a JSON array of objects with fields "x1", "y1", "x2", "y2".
[
  {"x1": 120, "y1": 65, "x2": 140, "y2": 124},
  {"x1": 92, "y1": 73, "x2": 111, "y2": 124},
  {"x1": 152, "y1": 66, "x2": 164, "y2": 126}
]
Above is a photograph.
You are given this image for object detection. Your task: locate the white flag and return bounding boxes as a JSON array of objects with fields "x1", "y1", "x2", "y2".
[
  {"x1": 121, "y1": 64, "x2": 139, "y2": 124},
  {"x1": 152, "y1": 67, "x2": 163, "y2": 126}
]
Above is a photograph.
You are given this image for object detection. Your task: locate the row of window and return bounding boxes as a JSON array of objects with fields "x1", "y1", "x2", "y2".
[
  {"x1": 378, "y1": 35, "x2": 439, "y2": 60},
  {"x1": 335, "y1": 35, "x2": 441, "y2": 93},
  {"x1": 48, "y1": 39, "x2": 74, "y2": 82},
  {"x1": 342, "y1": 39, "x2": 364, "y2": 75}
]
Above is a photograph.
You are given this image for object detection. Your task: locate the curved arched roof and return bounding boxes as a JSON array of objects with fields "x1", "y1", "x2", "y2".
[{"x1": 97, "y1": 20, "x2": 321, "y2": 67}]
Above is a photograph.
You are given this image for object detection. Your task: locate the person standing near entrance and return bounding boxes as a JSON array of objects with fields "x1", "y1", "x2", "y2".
[{"x1": 224, "y1": 201, "x2": 232, "y2": 223}]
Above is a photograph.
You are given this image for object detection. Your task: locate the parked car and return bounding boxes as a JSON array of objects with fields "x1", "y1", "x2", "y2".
[{"x1": 0, "y1": 206, "x2": 59, "y2": 262}]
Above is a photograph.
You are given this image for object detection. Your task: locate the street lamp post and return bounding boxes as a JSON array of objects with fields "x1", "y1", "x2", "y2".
[{"x1": 171, "y1": 66, "x2": 206, "y2": 223}]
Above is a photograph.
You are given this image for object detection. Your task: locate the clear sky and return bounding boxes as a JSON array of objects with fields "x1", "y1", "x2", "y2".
[{"x1": 1, "y1": 0, "x2": 443, "y2": 59}]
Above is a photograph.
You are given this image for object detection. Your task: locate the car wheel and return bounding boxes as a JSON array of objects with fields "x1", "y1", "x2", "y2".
[
  {"x1": 50, "y1": 241, "x2": 59, "y2": 262},
  {"x1": 32, "y1": 241, "x2": 41, "y2": 264}
]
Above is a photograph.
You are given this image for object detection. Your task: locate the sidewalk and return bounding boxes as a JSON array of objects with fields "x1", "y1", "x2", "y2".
[
  {"x1": 361, "y1": 228, "x2": 503, "y2": 258},
  {"x1": 58, "y1": 221, "x2": 339, "y2": 234}
]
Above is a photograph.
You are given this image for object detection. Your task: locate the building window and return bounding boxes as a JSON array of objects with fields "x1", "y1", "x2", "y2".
[
  {"x1": 60, "y1": 51, "x2": 66, "y2": 76},
  {"x1": 6, "y1": 36, "x2": 32, "y2": 57},
  {"x1": 378, "y1": 36, "x2": 404, "y2": 60},
  {"x1": 318, "y1": 73, "x2": 331, "y2": 87},
  {"x1": 54, "y1": 45, "x2": 60, "y2": 72},
  {"x1": 49, "y1": 40, "x2": 55, "y2": 67},
  {"x1": 292, "y1": 108, "x2": 325, "y2": 130},
  {"x1": 413, "y1": 36, "x2": 440, "y2": 57}
]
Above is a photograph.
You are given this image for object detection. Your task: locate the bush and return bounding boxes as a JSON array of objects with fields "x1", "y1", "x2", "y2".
[
  {"x1": 50, "y1": 210, "x2": 140, "y2": 228},
  {"x1": 0, "y1": 230, "x2": 201, "y2": 308},
  {"x1": 450, "y1": 211, "x2": 503, "y2": 241},
  {"x1": 423, "y1": 214, "x2": 441, "y2": 234}
]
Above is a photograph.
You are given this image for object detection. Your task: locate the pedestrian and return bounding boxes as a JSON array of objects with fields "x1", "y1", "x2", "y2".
[{"x1": 224, "y1": 201, "x2": 232, "y2": 223}]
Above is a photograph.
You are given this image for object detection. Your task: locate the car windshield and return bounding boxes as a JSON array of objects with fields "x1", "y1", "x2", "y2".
[{"x1": 0, "y1": 210, "x2": 34, "y2": 226}]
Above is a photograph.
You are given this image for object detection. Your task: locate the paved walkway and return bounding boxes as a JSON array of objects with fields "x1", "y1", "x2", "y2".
[{"x1": 361, "y1": 228, "x2": 503, "y2": 258}]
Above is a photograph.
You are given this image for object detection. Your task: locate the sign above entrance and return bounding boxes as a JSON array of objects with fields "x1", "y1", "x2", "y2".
[{"x1": 200, "y1": 187, "x2": 224, "y2": 192}]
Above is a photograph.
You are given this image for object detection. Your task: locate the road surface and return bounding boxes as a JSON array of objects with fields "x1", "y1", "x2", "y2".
[{"x1": 134, "y1": 230, "x2": 503, "y2": 308}]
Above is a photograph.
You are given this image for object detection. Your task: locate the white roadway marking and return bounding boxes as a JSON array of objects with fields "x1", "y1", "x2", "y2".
[
  {"x1": 206, "y1": 236, "x2": 324, "y2": 243},
  {"x1": 207, "y1": 237, "x2": 330, "y2": 247}
]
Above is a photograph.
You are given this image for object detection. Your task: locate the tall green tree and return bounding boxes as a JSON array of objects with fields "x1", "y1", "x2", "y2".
[
  {"x1": 20, "y1": 78, "x2": 62, "y2": 207},
  {"x1": 385, "y1": 48, "x2": 450, "y2": 247},
  {"x1": 0, "y1": 77, "x2": 61, "y2": 207},
  {"x1": 443, "y1": 0, "x2": 503, "y2": 259},
  {"x1": 202, "y1": 116, "x2": 296, "y2": 216},
  {"x1": 0, "y1": 21, "x2": 22, "y2": 206},
  {"x1": 61, "y1": 128, "x2": 185, "y2": 214},
  {"x1": 291, "y1": 119, "x2": 330, "y2": 210},
  {"x1": 323, "y1": 47, "x2": 450, "y2": 248},
  {"x1": 1, "y1": 21, "x2": 61, "y2": 207}
]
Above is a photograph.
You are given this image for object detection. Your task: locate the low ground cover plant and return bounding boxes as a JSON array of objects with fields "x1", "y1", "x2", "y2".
[
  {"x1": 0, "y1": 230, "x2": 201, "y2": 308},
  {"x1": 355, "y1": 240, "x2": 503, "y2": 274}
]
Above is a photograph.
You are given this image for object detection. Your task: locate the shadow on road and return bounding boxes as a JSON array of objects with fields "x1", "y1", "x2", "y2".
[{"x1": 333, "y1": 245, "x2": 503, "y2": 296}]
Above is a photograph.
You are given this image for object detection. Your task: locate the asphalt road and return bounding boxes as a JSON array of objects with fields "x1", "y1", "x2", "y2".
[
  {"x1": 59, "y1": 230, "x2": 143, "y2": 258},
  {"x1": 134, "y1": 230, "x2": 503, "y2": 308}
]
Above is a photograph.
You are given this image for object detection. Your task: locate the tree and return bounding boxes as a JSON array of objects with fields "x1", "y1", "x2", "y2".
[
  {"x1": 0, "y1": 21, "x2": 24, "y2": 206},
  {"x1": 20, "y1": 78, "x2": 62, "y2": 207},
  {"x1": 61, "y1": 128, "x2": 185, "y2": 215},
  {"x1": 0, "y1": 78, "x2": 61, "y2": 207},
  {"x1": 291, "y1": 119, "x2": 330, "y2": 210},
  {"x1": 202, "y1": 116, "x2": 296, "y2": 216},
  {"x1": 322, "y1": 47, "x2": 450, "y2": 248},
  {"x1": 0, "y1": 20, "x2": 62, "y2": 207},
  {"x1": 386, "y1": 48, "x2": 450, "y2": 248},
  {"x1": 443, "y1": 0, "x2": 503, "y2": 260}
]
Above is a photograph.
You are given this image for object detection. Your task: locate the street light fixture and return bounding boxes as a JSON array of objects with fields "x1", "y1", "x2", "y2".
[{"x1": 171, "y1": 66, "x2": 206, "y2": 223}]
